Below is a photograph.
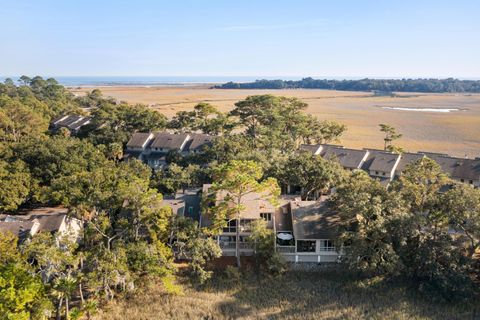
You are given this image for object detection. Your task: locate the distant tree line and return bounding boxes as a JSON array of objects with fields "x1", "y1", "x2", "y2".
[{"x1": 214, "y1": 77, "x2": 480, "y2": 93}]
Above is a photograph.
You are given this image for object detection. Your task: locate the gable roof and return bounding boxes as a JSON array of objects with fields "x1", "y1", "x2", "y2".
[
  {"x1": 395, "y1": 152, "x2": 425, "y2": 175},
  {"x1": 291, "y1": 198, "x2": 340, "y2": 240},
  {"x1": 150, "y1": 132, "x2": 190, "y2": 150},
  {"x1": 424, "y1": 154, "x2": 480, "y2": 181},
  {"x1": 319, "y1": 145, "x2": 368, "y2": 169},
  {"x1": 0, "y1": 220, "x2": 37, "y2": 240},
  {"x1": 126, "y1": 132, "x2": 154, "y2": 149},
  {"x1": 299, "y1": 144, "x2": 322, "y2": 154},
  {"x1": 362, "y1": 150, "x2": 400, "y2": 173},
  {"x1": 185, "y1": 133, "x2": 214, "y2": 151},
  {"x1": 51, "y1": 115, "x2": 91, "y2": 131}
]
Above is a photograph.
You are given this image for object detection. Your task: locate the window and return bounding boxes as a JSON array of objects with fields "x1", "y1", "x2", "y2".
[
  {"x1": 260, "y1": 213, "x2": 272, "y2": 221},
  {"x1": 188, "y1": 206, "x2": 193, "y2": 214},
  {"x1": 296, "y1": 240, "x2": 316, "y2": 252},
  {"x1": 461, "y1": 179, "x2": 465, "y2": 183},
  {"x1": 469, "y1": 180, "x2": 474, "y2": 184},
  {"x1": 319, "y1": 240, "x2": 335, "y2": 252},
  {"x1": 239, "y1": 219, "x2": 252, "y2": 232},
  {"x1": 382, "y1": 172, "x2": 386, "y2": 176},
  {"x1": 222, "y1": 220, "x2": 236, "y2": 233},
  {"x1": 375, "y1": 171, "x2": 379, "y2": 175}
]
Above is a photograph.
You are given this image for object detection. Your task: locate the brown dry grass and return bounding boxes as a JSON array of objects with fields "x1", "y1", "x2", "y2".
[
  {"x1": 70, "y1": 86, "x2": 480, "y2": 157},
  {"x1": 93, "y1": 269, "x2": 477, "y2": 320}
]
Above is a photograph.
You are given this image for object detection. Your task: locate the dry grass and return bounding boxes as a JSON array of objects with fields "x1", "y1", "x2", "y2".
[
  {"x1": 70, "y1": 86, "x2": 480, "y2": 157},
  {"x1": 93, "y1": 268, "x2": 477, "y2": 320}
]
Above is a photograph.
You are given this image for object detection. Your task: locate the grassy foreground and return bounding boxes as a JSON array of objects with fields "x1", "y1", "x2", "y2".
[{"x1": 93, "y1": 267, "x2": 478, "y2": 320}]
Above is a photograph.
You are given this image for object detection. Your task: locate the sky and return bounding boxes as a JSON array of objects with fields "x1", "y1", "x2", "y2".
[{"x1": 1, "y1": 0, "x2": 479, "y2": 78}]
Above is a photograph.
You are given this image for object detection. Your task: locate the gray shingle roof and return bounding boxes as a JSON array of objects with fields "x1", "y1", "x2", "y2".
[
  {"x1": 0, "y1": 221, "x2": 36, "y2": 239},
  {"x1": 395, "y1": 153, "x2": 425, "y2": 175},
  {"x1": 126, "y1": 133, "x2": 153, "y2": 149},
  {"x1": 425, "y1": 154, "x2": 480, "y2": 181},
  {"x1": 185, "y1": 134, "x2": 214, "y2": 151},
  {"x1": 362, "y1": 150, "x2": 400, "y2": 173},
  {"x1": 299, "y1": 144, "x2": 321, "y2": 154},
  {"x1": 291, "y1": 198, "x2": 340, "y2": 240},
  {"x1": 320, "y1": 145, "x2": 368, "y2": 169},
  {"x1": 150, "y1": 132, "x2": 190, "y2": 150}
]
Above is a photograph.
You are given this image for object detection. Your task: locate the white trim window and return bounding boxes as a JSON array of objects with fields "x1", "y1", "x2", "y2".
[{"x1": 319, "y1": 240, "x2": 335, "y2": 252}]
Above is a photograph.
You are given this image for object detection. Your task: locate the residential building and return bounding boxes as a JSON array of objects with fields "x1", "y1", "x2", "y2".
[
  {"x1": 300, "y1": 144, "x2": 480, "y2": 187},
  {"x1": 0, "y1": 207, "x2": 83, "y2": 243},
  {"x1": 124, "y1": 132, "x2": 214, "y2": 169},
  {"x1": 50, "y1": 114, "x2": 91, "y2": 134}
]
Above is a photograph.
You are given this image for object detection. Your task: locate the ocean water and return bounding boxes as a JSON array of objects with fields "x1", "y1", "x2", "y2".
[{"x1": 0, "y1": 76, "x2": 297, "y2": 87}]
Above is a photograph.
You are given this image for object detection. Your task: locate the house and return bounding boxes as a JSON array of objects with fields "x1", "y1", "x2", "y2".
[
  {"x1": 275, "y1": 197, "x2": 342, "y2": 263},
  {"x1": 199, "y1": 184, "x2": 281, "y2": 256},
  {"x1": 193, "y1": 184, "x2": 343, "y2": 262},
  {"x1": 420, "y1": 153, "x2": 480, "y2": 187},
  {"x1": 394, "y1": 152, "x2": 425, "y2": 177},
  {"x1": 360, "y1": 149, "x2": 401, "y2": 183},
  {"x1": 300, "y1": 144, "x2": 480, "y2": 188},
  {"x1": 318, "y1": 145, "x2": 369, "y2": 171},
  {"x1": 124, "y1": 132, "x2": 215, "y2": 169},
  {"x1": 0, "y1": 207, "x2": 82, "y2": 243},
  {"x1": 50, "y1": 114, "x2": 91, "y2": 134},
  {"x1": 161, "y1": 188, "x2": 202, "y2": 222}
]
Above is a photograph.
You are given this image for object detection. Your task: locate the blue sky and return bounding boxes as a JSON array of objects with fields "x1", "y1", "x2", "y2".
[{"x1": 1, "y1": 0, "x2": 479, "y2": 78}]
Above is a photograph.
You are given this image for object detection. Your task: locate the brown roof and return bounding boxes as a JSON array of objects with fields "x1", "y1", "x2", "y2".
[
  {"x1": 126, "y1": 132, "x2": 153, "y2": 149},
  {"x1": 291, "y1": 198, "x2": 340, "y2": 240},
  {"x1": 150, "y1": 132, "x2": 190, "y2": 150}
]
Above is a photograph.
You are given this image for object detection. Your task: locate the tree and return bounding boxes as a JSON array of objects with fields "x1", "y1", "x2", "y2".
[
  {"x1": 0, "y1": 160, "x2": 32, "y2": 211},
  {"x1": 0, "y1": 98, "x2": 48, "y2": 142},
  {"x1": 278, "y1": 152, "x2": 346, "y2": 200},
  {"x1": 247, "y1": 219, "x2": 286, "y2": 276},
  {"x1": 441, "y1": 184, "x2": 480, "y2": 258},
  {"x1": 209, "y1": 160, "x2": 280, "y2": 267},
  {"x1": 379, "y1": 124, "x2": 402, "y2": 152},
  {"x1": 0, "y1": 263, "x2": 52, "y2": 320},
  {"x1": 0, "y1": 232, "x2": 20, "y2": 264},
  {"x1": 332, "y1": 170, "x2": 404, "y2": 274}
]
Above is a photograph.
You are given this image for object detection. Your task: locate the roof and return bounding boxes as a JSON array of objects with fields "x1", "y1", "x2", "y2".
[
  {"x1": 0, "y1": 220, "x2": 37, "y2": 240},
  {"x1": 362, "y1": 150, "x2": 400, "y2": 173},
  {"x1": 185, "y1": 133, "x2": 214, "y2": 151},
  {"x1": 320, "y1": 145, "x2": 368, "y2": 169},
  {"x1": 161, "y1": 198, "x2": 185, "y2": 216},
  {"x1": 150, "y1": 132, "x2": 190, "y2": 150},
  {"x1": 51, "y1": 115, "x2": 91, "y2": 131},
  {"x1": 291, "y1": 198, "x2": 340, "y2": 240},
  {"x1": 395, "y1": 153, "x2": 425, "y2": 175},
  {"x1": 126, "y1": 133, "x2": 153, "y2": 149},
  {"x1": 299, "y1": 144, "x2": 322, "y2": 154},
  {"x1": 1, "y1": 207, "x2": 69, "y2": 233},
  {"x1": 424, "y1": 154, "x2": 480, "y2": 181}
]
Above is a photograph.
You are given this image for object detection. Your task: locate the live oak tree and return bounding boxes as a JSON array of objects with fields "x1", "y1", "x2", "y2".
[
  {"x1": 278, "y1": 151, "x2": 347, "y2": 200},
  {"x1": 440, "y1": 183, "x2": 480, "y2": 258},
  {"x1": 333, "y1": 170, "x2": 404, "y2": 274},
  {"x1": 208, "y1": 160, "x2": 280, "y2": 267},
  {"x1": 0, "y1": 160, "x2": 32, "y2": 211}
]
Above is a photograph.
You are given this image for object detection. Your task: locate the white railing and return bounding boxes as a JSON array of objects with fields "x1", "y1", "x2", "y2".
[{"x1": 277, "y1": 246, "x2": 296, "y2": 253}]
